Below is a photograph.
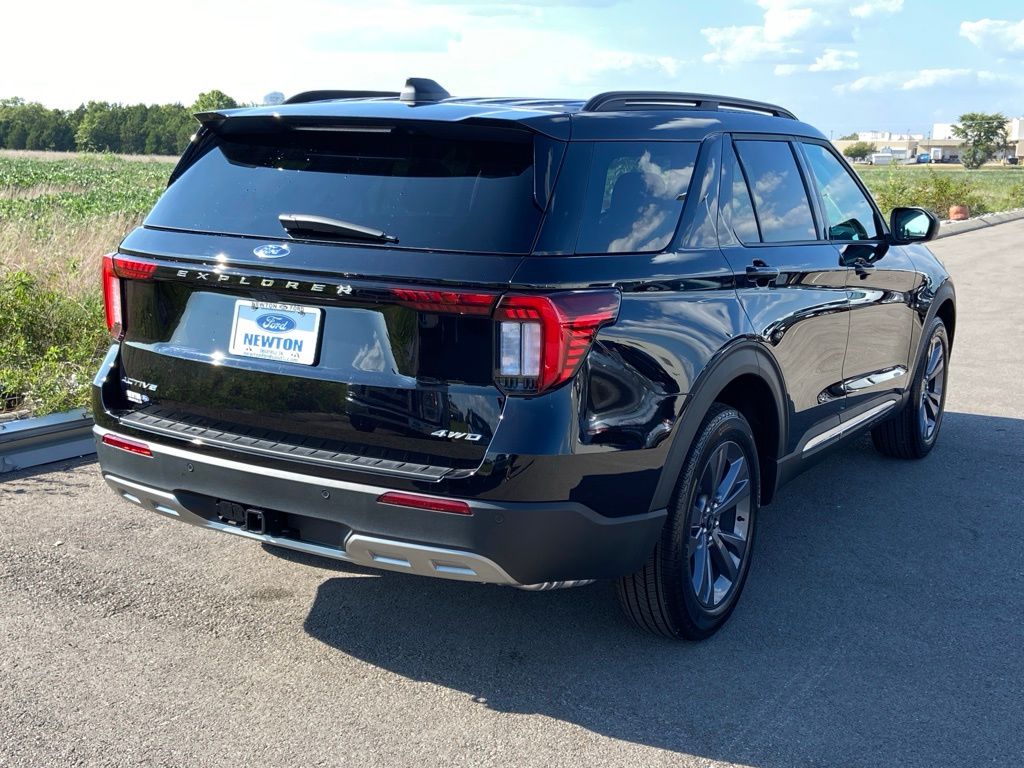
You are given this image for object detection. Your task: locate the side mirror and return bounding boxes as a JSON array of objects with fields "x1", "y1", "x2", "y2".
[{"x1": 890, "y1": 207, "x2": 939, "y2": 244}]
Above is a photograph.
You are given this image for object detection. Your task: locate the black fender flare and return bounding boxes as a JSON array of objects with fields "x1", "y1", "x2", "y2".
[
  {"x1": 650, "y1": 339, "x2": 789, "y2": 512},
  {"x1": 910, "y1": 277, "x2": 956, "y2": 380}
]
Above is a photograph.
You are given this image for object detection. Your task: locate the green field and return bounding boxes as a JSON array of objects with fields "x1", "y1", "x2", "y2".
[
  {"x1": 0, "y1": 152, "x2": 174, "y2": 416},
  {"x1": 854, "y1": 164, "x2": 1024, "y2": 218},
  {"x1": 1, "y1": 151, "x2": 1023, "y2": 418}
]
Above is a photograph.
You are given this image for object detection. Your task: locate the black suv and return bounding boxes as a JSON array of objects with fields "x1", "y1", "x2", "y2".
[{"x1": 93, "y1": 79, "x2": 955, "y2": 639}]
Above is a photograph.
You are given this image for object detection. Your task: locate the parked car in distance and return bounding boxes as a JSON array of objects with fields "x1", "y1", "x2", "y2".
[
  {"x1": 93, "y1": 79, "x2": 956, "y2": 640},
  {"x1": 869, "y1": 152, "x2": 894, "y2": 165},
  {"x1": 917, "y1": 153, "x2": 932, "y2": 164}
]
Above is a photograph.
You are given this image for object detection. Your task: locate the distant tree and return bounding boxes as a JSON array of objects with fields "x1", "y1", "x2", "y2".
[
  {"x1": 263, "y1": 91, "x2": 286, "y2": 106},
  {"x1": 843, "y1": 141, "x2": 877, "y2": 161},
  {"x1": 952, "y1": 113, "x2": 1009, "y2": 169},
  {"x1": 838, "y1": 132, "x2": 859, "y2": 141},
  {"x1": 75, "y1": 102, "x2": 123, "y2": 152},
  {"x1": 191, "y1": 90, "x2": 239, "y2": 113}
]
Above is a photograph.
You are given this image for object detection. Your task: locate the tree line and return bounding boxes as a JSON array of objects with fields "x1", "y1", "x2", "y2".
[{"x1": 0, "y1": 91, "x2": 240, "y2": 156}]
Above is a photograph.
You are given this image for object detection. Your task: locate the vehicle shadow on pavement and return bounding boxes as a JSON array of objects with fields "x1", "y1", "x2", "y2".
[{"x1": 301, "y1": 411, "x2": 1024, "y2": 767}]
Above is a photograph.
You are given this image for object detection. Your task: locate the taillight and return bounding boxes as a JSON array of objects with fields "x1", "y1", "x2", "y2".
[
  {"x1": 494, "y1": 290, "x2": 620, "y2": 394},
  {"x1": 378, "y1": 491, "x2": 472, "y2": 515},
  {"x1": 101, "y1": 253, "x2": 157, "y2": 339},
  {"x1": 390, "y1": 288, "x2": 496, "y2": 315}
]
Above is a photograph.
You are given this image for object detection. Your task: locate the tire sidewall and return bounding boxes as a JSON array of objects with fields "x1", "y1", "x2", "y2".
[{"x1": 664, "y1": 409, "x2": 760, "y2": 636}]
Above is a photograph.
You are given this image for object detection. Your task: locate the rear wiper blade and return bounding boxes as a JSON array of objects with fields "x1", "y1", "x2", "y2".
[{"x1": 279, "y1": 213, "x2": 398, "y2": 243}]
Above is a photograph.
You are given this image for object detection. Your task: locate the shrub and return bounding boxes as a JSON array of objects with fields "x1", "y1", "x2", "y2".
[
  {"x1": 867, "y1": 166, "x2": 984, "y2": 218},
  {"x1": 0, "y1": 270, "x2": 107, "y2": 414}
]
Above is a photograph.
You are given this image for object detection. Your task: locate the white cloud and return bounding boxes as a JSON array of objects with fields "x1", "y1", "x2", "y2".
[
  {"x1": 775, "y1": 48, "x2": 859, "y2": 75},
  {"x1": 960, "y1": 18, "x2": 1024, "y2": 58},
  {"x1": 0, "y1": 0, "x2": 684, "y2": 108},
  {"x1": 850, "y1": 0, "x2": 903, "y2": 19},
  {"x1": 835, "y1": 68, "x2": 1013, "y2": 94},
  {"x1": 702, "y1": 0, "x2": 903, "y2": 67}
]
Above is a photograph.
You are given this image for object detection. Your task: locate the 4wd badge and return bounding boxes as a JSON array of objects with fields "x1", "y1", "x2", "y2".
[{"x1": 431, "y1": 430, "x2": 482, "y2": 442}]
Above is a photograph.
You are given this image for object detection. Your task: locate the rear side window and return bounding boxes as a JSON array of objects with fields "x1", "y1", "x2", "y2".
[
  {"x1": 721, "y1": 146, "x2": 761, "y2": 245},
  {"x1": 734, "y1": 140, "x2": 817, "y2": 243},
  {"x1": 147, "y1": 124, "x2": 546, "y2": 254},
  {"x1": 801, "y1": 142, "x2": 882, "y2": 241},
  {"x1": 575, "y1": 141, "x2": 698, "y2": 254}
]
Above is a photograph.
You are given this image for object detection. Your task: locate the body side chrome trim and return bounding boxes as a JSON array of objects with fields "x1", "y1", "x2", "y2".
[{"x1": 803, "y1": 400, "x2": 896, "y2": 453}]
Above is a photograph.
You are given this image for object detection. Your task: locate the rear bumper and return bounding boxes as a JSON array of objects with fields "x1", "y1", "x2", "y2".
[{"x1": 94, "y1": 426, "x2": 666, "y2": 585}]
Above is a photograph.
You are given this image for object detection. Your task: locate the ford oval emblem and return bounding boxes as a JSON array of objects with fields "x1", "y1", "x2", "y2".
[
  {"x1": 253, "y1": 243, "x2": 290, "y2": 259},
  {"x1": 256, "y1": 314, "x2": 297, "y2": 333}
]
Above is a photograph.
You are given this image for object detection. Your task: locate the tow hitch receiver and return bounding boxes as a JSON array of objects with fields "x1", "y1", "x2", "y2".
[{"x1": 217, "y1": 500, "x2": 269, "y2": 534}]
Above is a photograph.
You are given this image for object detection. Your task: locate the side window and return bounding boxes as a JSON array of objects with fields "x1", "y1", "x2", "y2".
[
  {"x1": 575, "y1": 141, "x2": 698, "y2": 254},
  {"x1": 734, "y1": 140, "x2": 817, "y2": 243},
  {"x1": 801, "y1": 143, "x2": 882, "y2": 241},
  {"x1": 721, "y1": 145, "x2": 760, "y2": 245}
]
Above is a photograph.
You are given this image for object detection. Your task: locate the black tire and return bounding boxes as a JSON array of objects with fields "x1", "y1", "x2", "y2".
[
  {"x1": 617, "y1": 404, "x2": 760, "y2": 640},
  {"x1": 871, "y1": 318, "x2": 949, "y2": 460}
]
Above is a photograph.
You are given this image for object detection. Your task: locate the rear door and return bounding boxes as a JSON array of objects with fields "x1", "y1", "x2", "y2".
[
  {"x1": 797, "y1": 140, "x2": 917, "y2": 417},
  {"x1": 110, "y1": 121, "x2": 557, "y2": 479},
  {"x1": 719, "y1": 136, "x2": 852, "y2": 453}
]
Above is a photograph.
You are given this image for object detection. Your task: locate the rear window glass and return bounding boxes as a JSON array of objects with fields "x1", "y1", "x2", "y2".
[
  {"x1": 575, "y1": 141, "x2": 698, "y2": 254},
  {"x1": 734, "y1": 140, "x2": 817, "y2": 243},
  {"x1": 146, "y1": 124, "x2": 545, "y2": 254}
]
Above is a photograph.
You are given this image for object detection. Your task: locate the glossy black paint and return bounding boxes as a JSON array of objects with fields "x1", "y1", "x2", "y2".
[{"x1": 93, "y1": 95, "x2": 954, "y2": 583}]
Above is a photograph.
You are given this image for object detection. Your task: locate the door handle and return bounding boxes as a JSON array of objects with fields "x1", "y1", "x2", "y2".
[{"x1": 746, "y1": 261, "x2": 781, "y2": 282}]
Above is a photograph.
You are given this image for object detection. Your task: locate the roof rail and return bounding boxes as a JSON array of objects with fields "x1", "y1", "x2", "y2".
[
  {"x1": 284, "y1": 90, "x2": 399, "y2": 105},
  {"x1": 582, "y1": 91, "x2": 797, "y2": 120}
]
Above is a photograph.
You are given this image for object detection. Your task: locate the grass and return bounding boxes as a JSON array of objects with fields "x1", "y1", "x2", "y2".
[
  {"x1": 854, "y1": 164, "x2": 1024, "y2": 218},
  {"x1": 1, "y1": 150, "x2": 1022, "y2": 418},
  {"x1": 0, "y1": 152, "x2": 174, "y2": 416}
]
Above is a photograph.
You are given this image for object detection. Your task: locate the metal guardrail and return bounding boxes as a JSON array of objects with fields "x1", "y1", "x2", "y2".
[{"x1": 0, "y1": 408, "x2": 96, "y2": 475}]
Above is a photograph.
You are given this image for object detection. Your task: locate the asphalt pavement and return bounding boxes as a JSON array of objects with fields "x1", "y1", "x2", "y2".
[{"x1": 2, "y1": 222, "x2": 1022, "y2": 768}]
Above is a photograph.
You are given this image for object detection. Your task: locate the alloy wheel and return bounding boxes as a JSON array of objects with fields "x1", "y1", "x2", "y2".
[
  {"x1": 687, "y1": 440, "x2": 753, "y2": 609},
  {"x1": 919, "y1": 335, "x2": 945, "y2": 441}
]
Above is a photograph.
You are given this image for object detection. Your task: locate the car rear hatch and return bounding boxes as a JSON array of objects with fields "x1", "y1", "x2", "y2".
[{"x1": 104, "y1": 114, "x2": 567, "y2": 481}]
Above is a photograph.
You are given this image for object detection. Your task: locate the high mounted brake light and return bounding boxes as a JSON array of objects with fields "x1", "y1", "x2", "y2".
[
  {"x1": 101, "y1": 254, "x2": 157, "y2": 340},
  {"x1": 494, "y1": 290, "x2": 620, "y2": 394}
]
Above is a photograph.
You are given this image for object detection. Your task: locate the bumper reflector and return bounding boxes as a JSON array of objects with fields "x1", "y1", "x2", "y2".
[
  {"x1": 101, "y1": 433, "x2": 153, "y2": 457},
  {"x1": 377, "y1": 491, "x2": 472, "y2": 516}
]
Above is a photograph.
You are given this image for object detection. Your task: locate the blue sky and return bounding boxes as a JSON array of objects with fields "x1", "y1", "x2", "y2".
[{"x1": 4, "y1": 0, "x2": 1022, "y2": 135}]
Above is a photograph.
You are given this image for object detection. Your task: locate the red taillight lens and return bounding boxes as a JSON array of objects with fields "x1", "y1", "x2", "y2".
[
  {"x1": 493, "y1": 290, "x2": 620, "y2": 394},
  {"x1": 101, "y1": 254, "x2": 157, "y2": 340},
  {"x1": 101, "y1": 433, "x2": 153, "y2": 457},
  {"x1": 389, "y1": 288, "x2": 497, "y2": 316},
  {"x1": 377, "y1": 491, "x2": 472, "y2": 515},
  {"x1": 113, "y1": 257, "x2": 158, "y2": 281},
  {"x1": 101, "y1": 253, "x2": 122, "y2": 338}
]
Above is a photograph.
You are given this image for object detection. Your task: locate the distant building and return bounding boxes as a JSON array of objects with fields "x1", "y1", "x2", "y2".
[
  {"x1": 856, "y1": 130, "x2": 924, "y2": 142},
  {"x1": 932, "y1": 118, "x2": 1024, "y2": 158}
]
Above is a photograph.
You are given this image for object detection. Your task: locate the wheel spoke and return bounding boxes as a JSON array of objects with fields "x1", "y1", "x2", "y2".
[
  {"x1": 927, "y1": 342, "x2": 942, "y2": 377},
  {"x1": 688, "y1": 524, "x2": 703, "y2": 553},
  {"x1": 927, "y1": 391, "x2": 942, "y2": 412},
  {"x1": 715, "y1": 454, "x2": 745, "y2": 502},
  {"x1": 712, "y1": 445, "x2": 728, "y2": 491},
  {"x1": 716, "y1": 528, "x2": 747, "y2": 557},
  {"x1": 928, "y1": 354, "x2": 944, "y2": 381},
  {"x1": 691, "y1": 533, "x2": 712, "y2": 603},
  {"x1": 710, "y1": 531, "x2": 739, "y2": 583},
  {"x1": 716, "y1": 467, "x2": 750, "y2": 512}
]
